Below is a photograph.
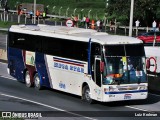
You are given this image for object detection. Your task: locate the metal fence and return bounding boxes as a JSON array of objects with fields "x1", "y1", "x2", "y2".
[{"x1": 0, "y1": 9, "x2": 154, "y2": 36}]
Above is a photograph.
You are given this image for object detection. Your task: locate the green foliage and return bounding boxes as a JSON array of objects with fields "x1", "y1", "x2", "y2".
[
  {"x1": 7, "y1": 0, "x2": 106, "y2": 20},
  {"x1": 107, "y1": 13, "x2": 116, "y2": 20},
  {"x1": 0, "y1": 21, "x2": 17, "y2": 28},
  {"x1": 7, "y1": 0, "x2": 160, "y2": 26},
  {"x1": 156, "y1": 8, "x2": 160, "y2": 19},
  {"x1": 117, "y1": 15, "x2": 128, "y2": 25},
  {"x1": 106, "y1": 0, "x2": 160, "y2": 26},
  {"x1": 76, "y1": 2, "x2": 105, "y2": 8}
]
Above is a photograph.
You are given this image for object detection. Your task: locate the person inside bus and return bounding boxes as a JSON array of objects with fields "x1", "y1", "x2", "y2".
[{"x1": 122, "y1": 59, "x2": 146, "y2": 83}]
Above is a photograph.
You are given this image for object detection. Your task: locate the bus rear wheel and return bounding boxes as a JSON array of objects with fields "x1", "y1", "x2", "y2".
[
  {"x1": 25, "y1": 71, "x2": 32, "y2": 87},
  {"x1": 34, "y1": 73, "x2": 42, "y2": 90},
  {"x1": 82, "y1": 86, "x2": 94, "y2": 104}
]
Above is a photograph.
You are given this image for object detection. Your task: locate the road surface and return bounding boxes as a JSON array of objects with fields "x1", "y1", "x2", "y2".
[{"x1": 0, "y1": 62, "x2": 160, "y2": 120}]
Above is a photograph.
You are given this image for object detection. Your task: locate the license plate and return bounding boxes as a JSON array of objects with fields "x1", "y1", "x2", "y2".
[{"x1": 124, "y1": 94, "x2": 132, "y2": 99}]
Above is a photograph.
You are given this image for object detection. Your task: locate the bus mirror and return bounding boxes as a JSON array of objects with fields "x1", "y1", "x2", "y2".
[
  {"x1": 100, "y1": 61, "x2": 104, "y2": 72},
  {"x1": 146, "y1": 59, "x2": 150, "y2": 69}
]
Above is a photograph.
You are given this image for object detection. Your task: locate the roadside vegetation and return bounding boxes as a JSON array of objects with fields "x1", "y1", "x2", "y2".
[
  {"x1": 106, "y1": 0, "x2": 160, "y2": 26},
  {"x1": 5, "y1": 0, "x2": 160, "y2": 26},
  {"x1": 0, "y1": 21, "x2": 17, "y2": 28},
  {"x1": 7, "y1": 0, "x2": 105, "y2": 20}
]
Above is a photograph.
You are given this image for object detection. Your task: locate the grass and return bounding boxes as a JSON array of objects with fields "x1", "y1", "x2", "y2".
[{"x1": 0, "y1": 21, "x2": 17, "y2": 28}]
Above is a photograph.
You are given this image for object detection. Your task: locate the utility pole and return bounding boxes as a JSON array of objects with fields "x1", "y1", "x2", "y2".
[
  {"x1": 34, "y1": 0, "x2": 36, "y2": 24},
  {"x1": 105, "y1": 0, "x2": 109, "y2": 32},
  {"x1": 129, "y1": 0, "x2": 134, "y2": 37}
]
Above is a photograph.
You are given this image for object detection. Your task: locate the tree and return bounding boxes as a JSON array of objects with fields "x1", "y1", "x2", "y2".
[
  {"x1": 106, "y1": 0, "x2": 160, "y2": 26},
  {"x1": 0, "y1": 0, "x2": 7, "y2": 8}
]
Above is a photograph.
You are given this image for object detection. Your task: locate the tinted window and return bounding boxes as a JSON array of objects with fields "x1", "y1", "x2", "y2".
[
  {"x1": 156, "y1": 32, "x2": 160, "y2": 36},
  {"x1": 42, "y1": 37, "x2": 88, "y2": 61},
  {"x1": 91, "y1": 43, "x2": 101, "y2": 65},
  {"x1": 9, "y1": 32, "x2": 88, "y2": 61},
  {"x1": 105, "y1": 44, "x2": 145, "y2": 56},
  {"x1": 42, "y1": 37, "x2": 62, "y2": 56},
  {"x1": 147, "y1": 32, "x2": 154, "y2": 36},
  {"x1": 105, "y1": 45, "x2": 125, "y2": 56},
  {"x1": 8, "y1": 32, "x2": 41, "y2": 52},
  {"x1": 125, "y1": 44, "x2": 145, "y2": 56},
  {"x1": 91, "y1": 43, "x2": 101, "y2": 55}
]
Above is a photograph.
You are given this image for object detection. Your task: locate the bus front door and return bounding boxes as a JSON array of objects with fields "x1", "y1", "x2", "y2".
[{"x1": 93, "y1": 56, "x2": 102, "y2": 101}]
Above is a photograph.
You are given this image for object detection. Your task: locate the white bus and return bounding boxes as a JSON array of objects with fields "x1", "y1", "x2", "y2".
[
  {"x1": 7, "y1": 24, "x2": 148, "y2": 103},
  {"x1": 145, "y1": 46, "x2": 160, "y2": 91}
]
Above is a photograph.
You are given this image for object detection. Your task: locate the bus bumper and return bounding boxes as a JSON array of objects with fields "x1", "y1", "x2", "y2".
[{"x1": 102, "y1": 90, "x2": 148, "y2": 102}]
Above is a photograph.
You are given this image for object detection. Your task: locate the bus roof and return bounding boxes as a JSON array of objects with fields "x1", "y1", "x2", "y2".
[{"x1": 9, "y1": 24, "x2": 143, "y2": 45}]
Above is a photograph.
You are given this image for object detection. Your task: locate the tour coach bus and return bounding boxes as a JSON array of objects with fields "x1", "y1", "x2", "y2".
[{"x1": 7, "y1": 24, "x2": 148, "y2": 103}]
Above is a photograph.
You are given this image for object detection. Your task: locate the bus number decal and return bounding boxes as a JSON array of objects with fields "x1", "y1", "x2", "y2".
[
  {"x1": 124, "y1": 94, "x2": 132, "y2": 100},
  {"x1": 59, "y1": 82, "x2": 66, "y2": 89}
]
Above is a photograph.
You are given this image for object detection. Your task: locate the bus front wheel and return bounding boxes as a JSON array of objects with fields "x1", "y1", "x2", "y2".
[
  {"x1": 82, "y1": 86, "x2": 94, "y2": 104},
  {"x1": 34, "y1": 73, "x2": 42, "y2": 90},
  {"x1": 25, "y1": 71, "x2": 32, "y2": 87}
]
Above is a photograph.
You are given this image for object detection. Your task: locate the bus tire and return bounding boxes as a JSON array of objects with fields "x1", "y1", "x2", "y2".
[
  {"x1": 82, "y1": 86, "x2": 94, "y2": 104},
  {"x1": 34, "y1": 73, "x2": 42, "y2": 90},
  {"x1": 25, "y1": 71, "x2": 32, "y2": 87}
]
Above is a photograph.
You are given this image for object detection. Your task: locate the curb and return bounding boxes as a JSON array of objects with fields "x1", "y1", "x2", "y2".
[
  {"x1": 0, "y1": 49, "x2": 7, "y2": 61},
  {"x1": 0, "y1": 28, "x2": 8, "y2": 31},
  {"x1": 0, "y1": 59, "x2": 7, "y2": 63},
  {"x1": 0, "y1": 28, "x2": 8, "y2": 63}
]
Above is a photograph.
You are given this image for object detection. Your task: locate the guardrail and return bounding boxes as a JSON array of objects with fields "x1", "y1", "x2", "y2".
[
  {"x1": 0, "y1": 49, "x2": 7, "y2": 61},
  {"x1": 0, "y1": 8, "x2": 70, "y2": 19},
  {"x1": 0, "y1": 27, "x2": 7, "y2": 31},
  {"x1": 0, "y1": 8, "x2": 155, "y2": 36}
]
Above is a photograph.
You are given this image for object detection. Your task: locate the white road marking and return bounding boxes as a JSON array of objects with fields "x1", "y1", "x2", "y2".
[
  {"x1": 0, "y1": 93, "x2": 97, "y2": 120},
  {"x1": 2, "y1": 74, "x2": 160, "y2": 98},
  {"x1": 0, "y1": 75, "x2": 16, "y2": 81},
  {"x1": 125, "y1": 105, "x2": 148, "y2": 111},
  {"x1": 0, "y1": 62, "x2": 7, "y2": 64},
  {"x1": 126, "y1": 93, "x2": 160, "y2": 111},
  {"x1": 0, "y1": 68, "x2": 160, "y2": 115}
]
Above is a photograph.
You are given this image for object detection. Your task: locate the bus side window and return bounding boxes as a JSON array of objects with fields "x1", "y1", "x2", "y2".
[
  {"x1": 91, "y1": 43, "x2": 101, "y2": 65},
  {"x1": 95, "y1": 46, "x2": 100, "y2": 55},
  {"x1": 13, "y1": 33, "x2": 25, "y2": 49},
  {"x1": 9, "y1": 32, "x2": 15, "y2": 47},
  {"x1": 9, "y1": 33, "x2": 38, "y2": 52},
  {"x1": 91, "y1": 43, "x2": 101, "y2": 81},
  {"x1": 34, "y1": 35, "x2": 42, "y2": 52},
  {"x1": 42, "y1": 37, "x2": 62, "y2": 56},
  {"x1": 8, "y1": 32, "x2": 20, "y2": 48},
  {"x1": 72, "y1": 41, "x2": 88, "y2": 61},
  {"x1": 95, "y1": 59, "x2": 101, "y2": 87}
]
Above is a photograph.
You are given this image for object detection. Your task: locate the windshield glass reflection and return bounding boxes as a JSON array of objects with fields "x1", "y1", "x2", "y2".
[{"x1": 103, "y1": 44, "x2": 147, "y2": 85}]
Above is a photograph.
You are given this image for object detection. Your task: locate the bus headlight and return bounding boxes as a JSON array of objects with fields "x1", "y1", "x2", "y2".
[
  {"x1": 139, "y1": 86, "x2": 147, "y2": 90},
  {"x1": 104, "y1": 88, "x2": 109, "y2": 92},
  {"x1": 104, "y1": 86, "x2": 116, "y2": 92}
]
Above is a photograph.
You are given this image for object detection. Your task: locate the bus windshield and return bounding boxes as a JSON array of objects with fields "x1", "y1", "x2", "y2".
[{"x1": 103, "y1": 44, "x2": 147, "y2": 85}]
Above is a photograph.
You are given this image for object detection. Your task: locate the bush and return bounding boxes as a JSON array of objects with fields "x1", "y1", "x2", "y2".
[{"x1": 117, "y1": 15, "x2": 128, "y2": 25}]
